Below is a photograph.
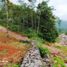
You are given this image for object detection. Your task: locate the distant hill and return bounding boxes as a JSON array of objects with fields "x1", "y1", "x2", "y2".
[{"x1": 56, "y1": 20, "x2": 67, "y2": 33}]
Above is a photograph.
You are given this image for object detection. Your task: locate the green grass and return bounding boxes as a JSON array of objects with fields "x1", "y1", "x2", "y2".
[
  {"x1": 4, "y1": 63, "x2": 20, "y2": 67},
  {"x1": 55, "y1": 37, "x2": 61, "y2": 43},
  {"x1": 56, "y1": 45, "x2": 67, "y2": 50},
  {"x1": 53, "y1": 56, "x2": 66, "y2": 67}
]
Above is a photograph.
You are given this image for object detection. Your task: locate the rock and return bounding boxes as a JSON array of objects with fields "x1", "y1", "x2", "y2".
[
  {"x1": 59, "y1": 34, "x2": 67, "y2": 45},
  {"x1": 21, "y1": 41, "x2": 43, "y2": 67}
]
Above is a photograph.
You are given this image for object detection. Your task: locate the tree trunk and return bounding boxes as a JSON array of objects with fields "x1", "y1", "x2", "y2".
[
  {"x1": 37, "y1": 16, "x2": 40, "y2": 34},
  {"x1": 4, "y1": 0, "x2": 9, "y2": 37}
]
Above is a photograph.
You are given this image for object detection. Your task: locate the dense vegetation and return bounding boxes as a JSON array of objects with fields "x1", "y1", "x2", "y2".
[
  {"x1": 0, "y1": 0, "x2": 58, "y2": 42},
  {"x1": 0, "y1": 0, "x2": 67, "y2": 67}
]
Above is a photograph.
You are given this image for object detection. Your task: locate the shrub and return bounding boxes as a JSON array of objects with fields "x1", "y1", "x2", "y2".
[
  {"x1": 39, "y1": 46, "x2": 50, "y2": 57},
  {"x1": 23, "y1": 28, "x2": 38, "y2": 38}
]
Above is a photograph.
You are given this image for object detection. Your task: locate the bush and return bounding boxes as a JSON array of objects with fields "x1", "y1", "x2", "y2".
[
  {"x1": 39, "y1": 46, "x2": 50, "y2": 57},
  {"x1": 41, "y1": 29, "x2": 58, "y2": 42},
  {"x1": 23, "y1": 28, "x2": 38, "y2": 38}
]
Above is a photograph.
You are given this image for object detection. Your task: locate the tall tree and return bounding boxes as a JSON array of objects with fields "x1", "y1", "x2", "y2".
[
  {"x1": 1, "y1": 0, "x2": 9, "y2": 35},
  {"x1": 4, "y1": 0, "x2": 9, "y2": 28},
  {"x1": 37, "y1": 1, "x2": 58, "y2": 42},
  {"x1": 28, "y1": 0, "x2": 36, "y2": 29}
]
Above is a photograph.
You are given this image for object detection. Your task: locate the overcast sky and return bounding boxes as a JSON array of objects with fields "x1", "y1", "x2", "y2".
[
  {"x1": 10, "y1": 0, "x2": 67, "y2": 21},
  {"x1": 48, "y1": 0, "x2": 67, "y2": 21}
]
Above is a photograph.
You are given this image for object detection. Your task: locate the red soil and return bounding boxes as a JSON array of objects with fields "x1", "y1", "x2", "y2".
[
  {"x1": 0, "y1": 26, "x2": 30, "y2": 64},
  {"x1": 0, "y1": 45, "x2": 19, "y2": 59}
]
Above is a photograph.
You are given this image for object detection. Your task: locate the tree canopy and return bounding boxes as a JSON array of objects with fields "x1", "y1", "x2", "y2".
[{"x1": 0, "y1": 0, "x2": 58, "y2": 42}]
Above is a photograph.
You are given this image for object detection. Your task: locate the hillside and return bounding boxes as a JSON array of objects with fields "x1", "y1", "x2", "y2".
[
  {"x1": 0, "y1": 0, "x2": 67, "y2": 67},
  {"x1": 0, "y1": 26, "x2": 30, "y2": 66}
]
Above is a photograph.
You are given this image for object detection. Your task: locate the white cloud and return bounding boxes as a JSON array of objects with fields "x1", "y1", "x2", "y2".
[
  {"x1": 10, "y1": 0, "x2": 43, "y2": 6},
  {"x1": 10, "y1": 0, "x2": 19, "y2": 4},
  {"x1": 48, "y1": 0, "x2": 67, "y2": 20}
]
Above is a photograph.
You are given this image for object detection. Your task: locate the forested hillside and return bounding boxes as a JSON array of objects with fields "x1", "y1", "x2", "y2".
[
  {"x1": 0, "y1": 0, "x2": 67, "y2": 67},
  {"x1": 0, "y1": 0, "x2": 58, "y2": 42}
]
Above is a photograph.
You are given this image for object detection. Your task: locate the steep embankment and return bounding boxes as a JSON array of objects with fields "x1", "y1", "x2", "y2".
[{"x1": 0, "y1": 26, "x2": 30, "y2": 66}]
